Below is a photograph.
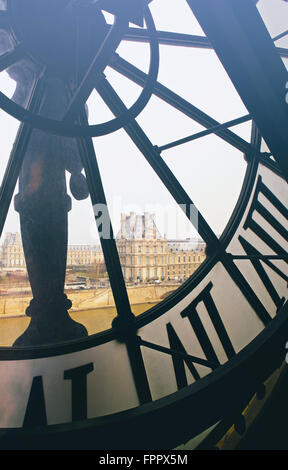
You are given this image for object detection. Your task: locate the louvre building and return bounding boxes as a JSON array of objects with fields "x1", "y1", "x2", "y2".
[
  {"x1": 1, "y1": 212, "x2": 205, "y2": 283},
  {"x1": 0, "y1": 232, "x2": 104, "y2": 268},
  {"x1": 1, "y1": 213, "x2": 206, "y2": 283},
  {"x1": 117, "y1": 212, "x2": 205, "y2": 283}
]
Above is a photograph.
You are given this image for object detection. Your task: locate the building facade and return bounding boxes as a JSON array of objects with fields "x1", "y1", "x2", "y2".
[
  {"x1": 117, "y1": 212, "x2": 206, "y2": 283},
  {"x1": 1, "y1": 221, "x2": 206, "y2": 282},
  {"x1": 117, "y1": 212, "x2": 167, "y2": 282},
  {"x1": 1, "y1": 232, "x2": 26, "y2": 268},
  {"x1": 67, "y1": 245, "x2": 104, "y2": 267},
  {"x1": 166, "y1": 249, "x2": 205, "y2": 281},
  {"x1": 1, "y1": 233, "x2": 105, "y2": 269}
]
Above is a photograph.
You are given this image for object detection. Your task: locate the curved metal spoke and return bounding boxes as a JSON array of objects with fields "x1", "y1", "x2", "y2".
[
  {"x1": 273, "y1": 29, "x2": 288, "y2": 42},
  {"x1": 96, "y1": 75, "x2": 219, "y2": 249},
  {"x1": 0, "y1": 44, "x2": 24, "y2": 73},
  {"x1": 110, "y1": 55, "x2": 282, "y2": 174},
  {"x1": 158, "y1": 114, "x2": 251, "y2": 152},
  {"x1": 0, "y1": 75, "x2": 45, "y2": 238},
  {"x1": 76, "y1": 110, "x2": 134, "y2": 324},
  {"x1": 123, "y1": 27, "x2": 211, "y2": 49},
  {"x1": 76, "y1": 109, "x2": 151, "y2": 403},
  {"x1": 63, "y1": 18, "x2": 127, "y2": 123},
  {"x1": 96, "y1": 76, "x2": 274, "y2": 326},
  {"x1": 109, "y1": 54, "x2": 263, "y2": 159},
  {"x1": 124, "y1": 27, "x2": 288, "y2": 59},
  {"x1": 186, "y1": 0, "x2": 288, "y2": 181}
]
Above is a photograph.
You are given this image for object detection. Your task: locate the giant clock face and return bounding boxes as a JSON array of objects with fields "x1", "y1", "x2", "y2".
[{"x1": 0, "y1": 0, "x2": 287, "y2": 450}]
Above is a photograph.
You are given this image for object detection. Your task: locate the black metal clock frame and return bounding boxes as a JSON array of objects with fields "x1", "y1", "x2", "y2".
[{"x1": 0, "y1": 0, "x2": 286, "y2": 449}]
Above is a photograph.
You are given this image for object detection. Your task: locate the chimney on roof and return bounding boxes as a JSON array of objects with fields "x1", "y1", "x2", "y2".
[
  {"x1": 129, "y1": 212, "x2": 136, "y2": 235},
  {"x1": 120, "y1": 213, "x2": 126, "y2": 238}
]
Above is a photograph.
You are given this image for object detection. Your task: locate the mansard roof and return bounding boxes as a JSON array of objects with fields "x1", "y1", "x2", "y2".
[{"x1": 117, "y1": 213, "x2": 163, "y2": 240}]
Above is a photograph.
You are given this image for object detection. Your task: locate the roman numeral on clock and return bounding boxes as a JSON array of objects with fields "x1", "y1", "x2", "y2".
[
  {"x1": 243, "y1": 176, "x2": 288, "y2": 256},
  {"x1": 238, "y1": 236, "x2": 287, "y2": 311},
  {"x1": 236, "y1": 175, "x2": 287, "y2": 313},
  {"x1": 166, "y1": 322, "x2": 201, "y2": 387},
  {"x1": 139, "y1": 283, "x2": 236, "y2": 392},
  {"x1": 181, "y1": 281, "x2": 236, "y2": 366},
  {"x1": 137, "y1": 283, "x2": 233, "y2": 392},
  {"x1": 162, "y1": 282, "x2": 236, "y2": 390}
]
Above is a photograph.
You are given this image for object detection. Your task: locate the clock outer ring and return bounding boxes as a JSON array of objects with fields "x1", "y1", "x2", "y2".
[
  {"x1": 0, "y1": 156, "x2": 273, "y2": 358},
  {"x1": 0, "y1": 4, "x2": 159, "y2": 137},
  {"x1": 0, "y1": 302, "x2": 286, "y2": 449},
  {"x1": 0, "y1": 118, "x2": 285, "y2": 449}
]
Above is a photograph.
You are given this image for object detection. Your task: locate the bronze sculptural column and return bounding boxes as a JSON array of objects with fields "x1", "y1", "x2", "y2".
[
  {"x1": 10, "y1": 70, "x2": 89, "y2": 346},
  {"x1": 5, "y1": 0, "x2": 112, "y2": 346},
  {"x1": 2, "y1": 0, "x2": 146, "y2": 346}
]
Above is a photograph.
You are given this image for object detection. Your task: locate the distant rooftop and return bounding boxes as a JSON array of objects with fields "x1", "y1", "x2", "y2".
[
  {"x1": 2, "y1": 232, "x2": 21, "y2": 246},
  {"x1": 167, "y1": 238, "x2": 205, "y2": 251},
  {"x1": 117, "y1": 212, "x2": 163, "y2": 240},
  {"x1": 68, "y1": 245, "x2": 101, "y2": 251}
]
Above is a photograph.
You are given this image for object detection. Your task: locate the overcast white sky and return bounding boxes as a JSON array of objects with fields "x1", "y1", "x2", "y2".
[{"x1": 0, "y1": 0, "x2": 286, "y2": 245}]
